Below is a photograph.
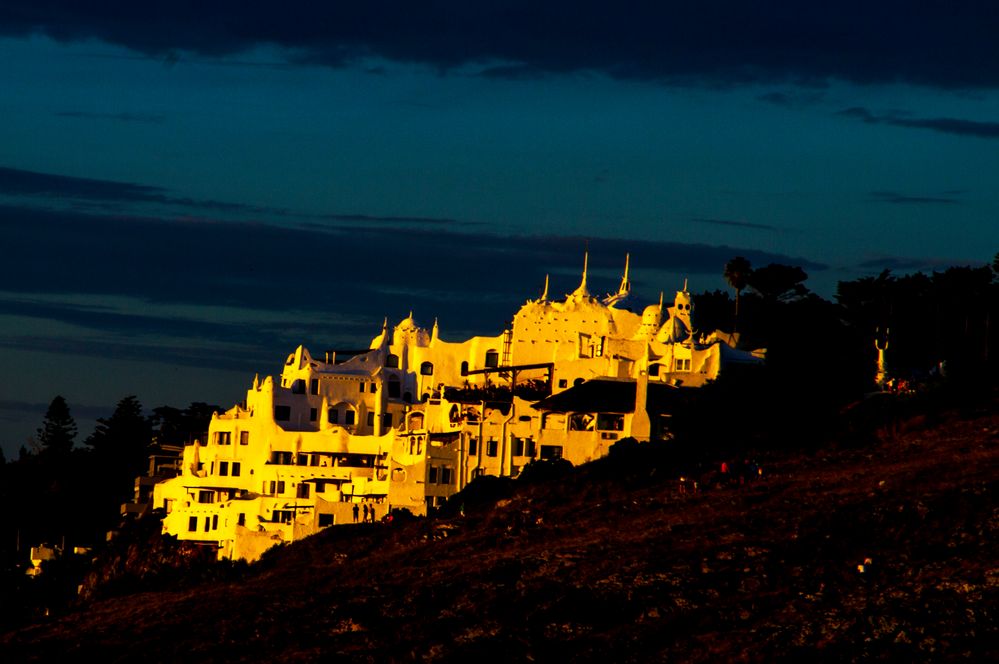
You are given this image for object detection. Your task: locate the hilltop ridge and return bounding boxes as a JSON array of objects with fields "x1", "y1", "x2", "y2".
[{"x1": 2, "y1": 397, "x2": 997, "y2": 662}]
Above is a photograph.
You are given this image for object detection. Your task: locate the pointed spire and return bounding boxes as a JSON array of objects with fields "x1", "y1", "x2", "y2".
[
  {"x1": 570, "y1": 250, "x2": 591, "y2": 298},
  {"x1": 603, "y1": 253, "x2": 632, "y2": 306},
  {"x1": 540, "y1": 274, "x2": 550, "y2": 301},
  {"x1": 431, "y1": 317, "x2": 440, "y2": 343}
]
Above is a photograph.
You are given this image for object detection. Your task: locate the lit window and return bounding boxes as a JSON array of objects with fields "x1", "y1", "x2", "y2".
[{"x1": 215, "y1": 431, "x2": 231, "y2": 445}]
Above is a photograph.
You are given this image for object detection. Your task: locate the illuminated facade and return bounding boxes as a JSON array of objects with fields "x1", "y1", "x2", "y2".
[{"x1": 153, "y1": 256, "x2": 763, "y2": 560}]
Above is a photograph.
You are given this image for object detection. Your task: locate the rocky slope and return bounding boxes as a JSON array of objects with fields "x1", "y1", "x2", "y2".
[{"x1": 2, "y1": 402, "x2": 996, "y2": 662}]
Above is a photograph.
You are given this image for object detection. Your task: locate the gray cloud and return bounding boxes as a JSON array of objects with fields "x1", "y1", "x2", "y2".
[
  {"x1": 867, "y1": 191, "x2": 961, "y2": 205},
  {"x1": 840, "y1": 107, "x2": 999, "y2": 139},
  {"x1": 691, "y1": 217, "x2": 778, "y2": 232},
  {"x1": 1, "y1": 3, "x2": 998, "y2": 89}
]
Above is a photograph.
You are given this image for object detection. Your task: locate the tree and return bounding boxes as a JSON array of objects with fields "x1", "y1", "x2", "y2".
[
  {"x1": 724, "y1": 257, "x2": 753, "y2": 332},
  {"x1": 35, "y1": 396, "x2": 77, "y2": 456},
  {"x1": 747, "y1": 263, "x2": 809, "y2": 302},
  {"x1": 86, "y1": 396, "x2": 153, "y2": 484}
]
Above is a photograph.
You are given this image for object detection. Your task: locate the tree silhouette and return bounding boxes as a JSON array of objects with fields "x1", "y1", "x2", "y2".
[
  {"x1": 724, "y1": 256, "x2": 753, "y2": 332},
  {"x1": 35, "y1": 396, "x2": 77, "y2": 456},
  {"x1": 747, "y1": 263, "x2": 809, "y2": 302},
  {"x1": 86, "y1": 396, "x2": 153, "y2": 501}
]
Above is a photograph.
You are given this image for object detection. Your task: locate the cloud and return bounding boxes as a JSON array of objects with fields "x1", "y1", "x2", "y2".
[
  {"x1": 855, "y1": 256, "x2": 980, "y2": 272},
  {"x1": 691, "y1": 217, "x2": 778, "y2": 232},
  {"x1": 0, "y1": 203, "x2": 825, "y2": 330},
  {"x1": 55, "y1": 110, "x2": 166, "y2": 124},
  {"x1": 867, "y1": 191, "x2": 961, "y2": 205},
  {"x1": 2, "y1": 4, "x2": 998, "y2": 89},
  {"x1": 839, "y1": 107, "x2": 999, "y2": 139},
  {"x1": 314, "y1": 213, "x2": 472, "y2": 226}
]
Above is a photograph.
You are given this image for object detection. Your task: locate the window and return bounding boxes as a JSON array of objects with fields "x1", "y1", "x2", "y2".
[
  {"x1": 318, "y1": 514, "x2": 334, "y2": 527},
  {"x1": 270, "y1": 451, "x2": 293, "y2": 465},
  {"x1": 272, "y1": 510, "x2": 293, "y2": 524},
  {"x1": 596, "y1": 413, "x2": 625, "y2": 431},
  {"x1": 204, "y1": 517, "x2": 211, "y2": 532},
  {"x1": 219, "y1": 461, "x2": 229, "y2": 476},
  {"x1": 512, "y1": 437, "x2": 525, "y2": 456},
  {"x1": 198, "y1": 490, "x2": 214, "y2": 504},
  {"x1": 310, "y1": 408, "x2": 317, "y2": 422},
  {"x1": 420, "y1": 361, "x2": 434, "y2": 376},
  {"x1": 460, "y1": 361, "x2": 469, "y2": 376},
  {"x1": 367, "y1": 412, "x2": 375, "y2": 427},
  {"x1": 485, "y1": 350, "x2": 499, "y2": 368},
  {"x1": 232, "y1": 462, "x2": 241, "y2": 477},
  {"x1": 344, "y1": 410, "x2": 355, "y2": 425},
  {"x1": 215, "y1": 431, "x2": 231, "y2": 445},
  {"x1": 239, "y1": 431, "x2": 249, "y2": 445},
  {"x1": 383, "y1": 413, "x2": 393, "y2": 427},
  {"x1": 386, "y1": 353, "x2": 400, "y2": 368},
  {"x1": 540, "y1": 445, "x2": 563, "y2": 460},
  {"x1": 237, "y1": 513, "x2": 245, "y2": 527},
  {"x1": 486, "y1": 439, "x2": 498, "y2": 457},
  {"x1": 328, "y1": 408, "x2": 339, "y2": 424},
  {"x1": 297, "y1": 483, "x2": 310, "y2": 499},
  {"x1": 359, "y1": 382, "x2": 365, "y2": 393},
  {"x1": 310, "y1": 378, "x2": 319, "y2": 395},
  {"x1": 441, "y1": 467, "x2": 453, "y2": 485},
  {"x1": 188, "y1": 516, "x2": 197, "y2": 532},
  {"x1": 525, "y1": 439, "x2": 537, "y2": 457},
  {"x1": 277, "y1": 481, "x2": 285, "y2": 495},
  {"x1": 291, "y1": 379, "x2": 306, "y2": 394},
  {"x1": 558, "y1": 379, "x2": 568, "y2": 388},
  {"x1": 369, "y1": 382, "x2": 377, "y2": 393},
  {"x1": 468, "y1": 437, "x2": 478, "y2": 456},
  {"x1": 428, "y1": 466, "x2": 439, "y2": 483},
  {"x1": 274, "y1": 405, "x2": 291, "y2": 421},
  {"x1": 388, "y1": 376, "x2": 401, "y2": 399},
  {"x1": 297, "y1": 453, "x2": 308, "y2": 466},
  {"x1": 212, "y1": 515, "x2": 219, "y2": 530},
  {"x1": 649, "y1": 363, "x2": 660, "y2": 377}
]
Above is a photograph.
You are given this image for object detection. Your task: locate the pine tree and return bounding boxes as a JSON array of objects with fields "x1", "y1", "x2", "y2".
[{"x1": 36, "y1": 395, "x2": 77, "y2": 455}]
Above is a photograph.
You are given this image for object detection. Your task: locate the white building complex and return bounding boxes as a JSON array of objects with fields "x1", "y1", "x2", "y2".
[{"x1": 152, "y1": 257, "x2": 764, "y2": 560}]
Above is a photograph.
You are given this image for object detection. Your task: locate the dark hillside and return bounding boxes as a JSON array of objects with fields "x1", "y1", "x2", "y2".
[{"x1": 2, "y1": 399, "x2": 997, "y2": 662}]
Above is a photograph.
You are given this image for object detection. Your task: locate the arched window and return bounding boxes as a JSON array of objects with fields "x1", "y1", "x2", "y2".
[
  {"x1": 385, "y1": 353, "x2": 399, "y2": 368},
  {"x1": 460, "y1": 361, "x2": 468, "y2": 376},
  {"x1": 420, "y1": 361, "x2": 434, "y2": 376}
]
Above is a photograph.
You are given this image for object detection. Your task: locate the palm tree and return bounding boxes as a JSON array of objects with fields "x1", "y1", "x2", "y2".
[{"x1": 724, "y1": 256, "x2": 752, "y2": 333}]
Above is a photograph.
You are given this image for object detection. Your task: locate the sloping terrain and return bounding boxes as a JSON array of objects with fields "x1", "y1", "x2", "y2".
[{"x1": 2, "y1": 404, "x2": 997, "y2": 662}]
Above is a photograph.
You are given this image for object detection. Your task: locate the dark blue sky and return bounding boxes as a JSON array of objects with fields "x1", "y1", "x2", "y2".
[{"x1": 1, "y1": 3, "x2": 997, "y2": 456}]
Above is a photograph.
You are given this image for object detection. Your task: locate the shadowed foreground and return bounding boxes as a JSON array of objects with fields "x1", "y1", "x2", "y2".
[{"x1": 2, "y1": 404, "x2": 997, "y2": 662}]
